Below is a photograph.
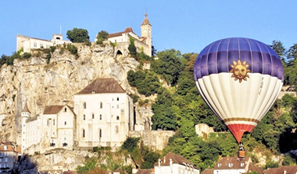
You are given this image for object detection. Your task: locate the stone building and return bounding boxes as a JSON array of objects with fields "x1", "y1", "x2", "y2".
[
  {"x1": 0, "y1": 143, "x2": 19, "y2": 172},
  {"x1": 40, "y1": 105, "x2": 75, "y2": 152},
  {"x1": 213, "y1": 156, "x2": 262, "y2": 174},
  {"x1": 100, "y1": 13, "x2": 152, "y2": 57},
  {"x1": 74, "y1": 78, "x2": 134, "y2": 148},
  {"x1": 16, "y1": 34, "x2": 71, "y2": 53},
  {"x1": 154, "y1": 152, "x2": 200, "y2": 174}
]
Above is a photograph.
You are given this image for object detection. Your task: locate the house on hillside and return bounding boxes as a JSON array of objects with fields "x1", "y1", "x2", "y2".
[
  {"x1": 263, "y1": 165, "x2": 297, "y2": 174},
  {"x1": 213, "y1": 156, "x2": 262, "y2": 174},
  {"x1": 97, "y1": 13, "x2": 152, "y2": 57},
  {"x1": 154, "y1": 152, "x2": 200, "y2": 174},
  {"x1": 74, "y1": 78, "x2": 134, "y2": 148},
  {"x1": 0, "y1": 143, "x2": 20, "y2": 173},
  {"x1": 16, "y1": 34, "x2": 71, "y2": 53}
]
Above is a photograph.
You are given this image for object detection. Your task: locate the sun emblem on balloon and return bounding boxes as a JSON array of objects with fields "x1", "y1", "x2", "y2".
[{"x1": 230, "y1": 59, "x2": 250, "y2": 83}]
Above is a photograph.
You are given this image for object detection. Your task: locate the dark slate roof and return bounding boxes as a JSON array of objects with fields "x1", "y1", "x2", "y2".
[
  {"x1": 264, "y1": 166, "x2": 297, "y2": 174},
  {"x1": 214, "y1": 156, "x2": 250, "y2": 170},
  {"x1": 154, "y1": 152, "x2": 198, "y2": 169},
  {"x1": 76, "y1": 78, "x2": 125, "y2": 94}
]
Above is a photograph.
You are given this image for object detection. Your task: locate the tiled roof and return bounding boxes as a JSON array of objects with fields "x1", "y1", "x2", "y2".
[
  {"x1": 136, "y1": 169, "x2": 152, "y2": 174},
  {"x1": 108, "y1": 27, "x2": 135, "y2": 38},
  {"x1": 43, "y1": 105, "x2": 64, "y2": 115},
  {"x1": 246, "y1": 163, "x2": 263, "y2": 174},
  {"x1": 22, "y1": 102, "x2": 31, "y2": 113},
  {"x1": 264, "y1": 166, "x2": 297, "y2": 174},
  {"x1": 141, "y1": 13, "x2": 151, "y2": 26},
  {"x1": 154, "y1": 152, "x2": 197, "y2": 169},
  {"x1": 0, "y1": 144, "x2": 14, "y2": 151},
  {"x1": 201, "y1": 169, "x2": 214, "y2": 174},
  {"x1": 214, "y1": 156, "x2": 250, "y2": 170},
  {"x1": 76, "y1": 78, "x2": 125, "y2": 94}
]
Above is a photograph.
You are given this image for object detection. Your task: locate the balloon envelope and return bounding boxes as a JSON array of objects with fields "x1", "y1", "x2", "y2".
[{"x1": 193, "y1": 37, "x2": 284, "y2": 143}]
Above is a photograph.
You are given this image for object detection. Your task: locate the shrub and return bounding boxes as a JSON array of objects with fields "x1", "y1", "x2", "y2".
[
  {"x1": 22, "y1": 52, "x2": 32, "y2": 59},
  {"x1": 121, "y1": 137, "x2": 140, "y2": 152},
  {"x1": 67, "y1": 44, "x2": 78, "y2": 55},
  {"x1": 96, "y1": 30, "x2": 109, "y2": 45},
  {"x1": 50, "y1": 46, "x2": 56, "y2": 53}
]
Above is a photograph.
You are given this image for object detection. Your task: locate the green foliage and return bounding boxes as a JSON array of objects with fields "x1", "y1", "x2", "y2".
[
  {"x1": 128, "y1": 37, "x2": 137, "y2": 57},
  {"x1": 247, "y1": 171, "x2": 261, "y2": 174},
  {"x1": 151, "y1": 49, "x2": 182, "y2": 86},
  {"x1": 22, "y1": 52, "x2": 31, "y2": 59},
  {"x1": 137, "y1": 52, "x2": 153, "y2": 61},
  {"x1": 96, "y1": 30, "x2": 109, "y2": 45},
  {"x1": 50, "y1": 46, "x2": 56, "y2": 53},
  {"x1": 46, "y1": 53, "x2": 51, "y2": 64},
  {"x1": 127, "y1": 70, "x2": 161, "y2": 96},
  {"x1": 283, "y1": 153, "x2": 296, "y2": 166},
  {"x1": 66, "y1": 44, "x2": 78, "y2": 55},
  {"x1": 265, "y1": 161, "x2": 279, "y2": 169},
  {"x1": 76, "y1": 158, "x2": 97, "y2": 174},
  {"x1": 141, "y1": 151, "x2": 160, "y2": 169},
  {"x1": 12, "y1": 94, "x2": 16, "y2": 102},
  {"x1": 67, "y1": 28, "x2": 90, "y2": 43},
  {"x1": 121, "y1": 137, "x2": 140, "y2": 153}
]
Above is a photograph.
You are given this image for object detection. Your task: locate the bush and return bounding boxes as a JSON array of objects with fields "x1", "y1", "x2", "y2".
[
  {"x1": 128, "y1": 37, "x2": 137, "y2": 57},
  {"x1": 121, "y1": 137, "x2": 140, "y2": 152},
  {"x1": 96, "y1": 30, "x2": 109, "y2": 45},
  {"x1": 67, "y1": 28, "x2": 90, "y2": 43},
  {"x1": 22, "y1": 52, "x2": 32, "y2": 59},
  {"x1": 50, "y1": 46, "x2": 56, "y2": 53}
]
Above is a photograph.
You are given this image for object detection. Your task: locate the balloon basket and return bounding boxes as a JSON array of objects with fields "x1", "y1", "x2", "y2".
[{"x1": 238, "y1": 150, "x2": 245, "y2": 158}]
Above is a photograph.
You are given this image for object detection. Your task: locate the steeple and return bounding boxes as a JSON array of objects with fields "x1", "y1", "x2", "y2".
[{"x1": 141, "y1": 13, "x2": 151, "y2": 26}]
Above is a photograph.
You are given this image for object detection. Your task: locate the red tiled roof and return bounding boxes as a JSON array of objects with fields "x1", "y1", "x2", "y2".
[
  {"x1": 214, "y1": 156, "x2": 250, "y2": 170},
  {"x1": 264, "y1": 166, "x2": 297, "y2": 174},
  {"x1": 201, "y1": 169, "x2": 214, "y2": 174},
  {"x1": 136, "y1": 169, "x2": 152, "y2": 174},
  {"x1": 43, "y1": 105, "x2": 64, "y2": 115},
  {"x1": 246, "y1": 163, "x2": 263, "y2": 174},
  {"x1": 76, "y1": 78, "x2": 125, "y2": 94},
  {"x1": 0, "y1": 144, "x2": 14, "y2": 151},
  {"x1": 141, "y1": 13, "x2": 151, "y2": 26},
  {"x1": 108, "y1": 27, "x2": 135, "y2": 38},
  {"x1": 154, "y1": 152, "x2": 198, "y2": 169}
]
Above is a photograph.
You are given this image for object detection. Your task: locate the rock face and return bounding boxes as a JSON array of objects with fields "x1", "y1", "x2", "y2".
[{"x1": 0, "y1": 43, "x2": 152, "y2": 144}]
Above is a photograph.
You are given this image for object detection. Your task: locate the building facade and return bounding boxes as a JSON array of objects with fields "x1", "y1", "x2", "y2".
[
  {"x1": 16, "y1": 34, "x2": 71, "y2": 53},
  {"x1": 74, "y1": 78, "x2": 134, "y2": 148},
  {"x1": 0, "y1": 144, "x2": 19, "y2": 172},
  {"x1": 154, "y1": 152, "x2": 200, "y2": 174},
  {"x1": 104, "y1": 13, "x2": 152, "y2": 57}
]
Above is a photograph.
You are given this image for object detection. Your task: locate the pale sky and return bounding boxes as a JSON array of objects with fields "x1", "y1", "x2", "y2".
[{"x1": 1, "y1": 0, "x2": 296, "y2": 56}]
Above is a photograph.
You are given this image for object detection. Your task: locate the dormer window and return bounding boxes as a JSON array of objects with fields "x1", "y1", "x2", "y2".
[
  {"x1": 218, "y1": 163, "x2": 221, "y2": 167},
  {"x1": 228, "y1": 163, "x2": 233, "y2": 167},
  {"x1": 92, "y1": 90, "x2": 95, "y2": 93},
  {"x1": 240, "y1": 163, "x2": 244, "y2": 167}
]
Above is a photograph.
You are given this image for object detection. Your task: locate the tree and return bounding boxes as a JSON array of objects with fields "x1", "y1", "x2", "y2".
[
  {"x1": 271, "y1": 40, "x2": 286, "y2": 62},
  {"x1": 96, "y1": 30, "x2": 109, "y2": 45},
  {"x1": 67, "y1": 28, "x2": 89, "y2": 43},
  {"x1": 151, "y1": 49, "x2": 182, "y2": 86},
  {"x1": 128, "y1": 37, "x2": 137, "y2": 57}
]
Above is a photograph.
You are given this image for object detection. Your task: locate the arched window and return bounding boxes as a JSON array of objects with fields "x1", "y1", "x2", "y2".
[
  {"x1": 53, "y1": 119, "x2": 55, "y2": 125},
  {"x1": 64, "y1": 108, "x2": 67, "y2": 112},
  {"x1": 117, "y1": 97, "x2": 119, "y2": 101},
  {"x1": 100, "y1": 102, "x2": 103, "y2": 109},
  {"x1": 92, "y1": 113, "x2": 94, "y2": 119},
  {"x1": 64, "y1": 121, "x2": 67, "y2": 125},
  {"x1": 100, "y1": 114, "x2": 102, "y2": 120},
  {"x1": 115, "y1": 126, "x2": 119, "y2": 134},
  {"x1": 82, "y1": 129, "x2": 85, "y2": 138},
  {"x1": 116, "y1": 116, "x2": 120, "y2": 120},
  {"x1": 83, "y1": 115, "x2": 86, "y2": 120},
  {"x1": 99, "y1": 129, "x2": 102, "y2": 138},
  {"x1": 83, "y1": 102, "x2": 86, "y2": 109},
  {"x1": 47, "y1": 119, "x2": 50, "y2": 126}
]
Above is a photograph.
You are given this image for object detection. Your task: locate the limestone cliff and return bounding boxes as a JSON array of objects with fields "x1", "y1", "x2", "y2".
[{"x1": 0, "y1": 43, "x2": 153, "y2": 143}]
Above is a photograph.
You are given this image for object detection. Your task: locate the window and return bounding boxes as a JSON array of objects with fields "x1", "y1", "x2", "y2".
[
  {"x1": 64, "y1": 137, "x2": 66, "y2": 141},
  {"x1": 64, "y1": 108, "x2": 67, "y2": 112},
  {"x1": 240, "y1": 163, "x2": 244, "y2": 167},
  {"x1": 116, "y1": 116, "x2": 120, "y2": 120},
  {"x1": 117, "y1": 104, "x2": 119, "y2": 109},
  {"x1": 228, "y1": 163, "x2": 233, "y2": 167},
  {"x1": 0, "y1": 158, "x2": 2, "y2": 162},
  {"x1": 64, "y1": 121, "x2": 67, "y2": 125},
  {"x1": 82, "y1": 129, "x2": 85, "y2": 138},
  {"x1": 117, "y1": 97, "x2": 119, "y2": 101},
  {"x1": 218, "y1": 163, "x2": 221, "y2": 167},
  {"x1": 47, "y1": 119, "x2": 50, "y2": 126},
  {"x1": 112, "y1": 98, "x2": 114, "y2": 101},
  {"x1": 4, "y1": 146, "x2": 7, "y2": 150},
  {"x1": 115, "y1": 126, "x2": 119, "y2": 133},
  {"x1": 83, "y1": 102, "x2": 86, "y2": 109},
  {"x1": 100, "y1": 102, "x2": 103, "y2": 109},
  {"x1": 5, "y1": 157, "x2": 7, "y2": 162},
  {"x1": 92, "y1": 114, "x2": 94, "y2": 119},
  {"x1": 100, "y1": 114, "x2": 102, "y2": 120},
  {"x1": 83, "y1": 115, "x2": 86, "y2": 120},
  {"x1": 99, "y1": 129, "x2": 102, "y2": 138},
  {"x1": 34, "y1": 43, "x2": 37, "y2": 47},
  {"x1": 53, "y1": 119, "x2": 55, "y2": 125}
]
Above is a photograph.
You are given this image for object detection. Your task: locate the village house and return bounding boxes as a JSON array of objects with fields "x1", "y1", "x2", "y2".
[
  {"x1": 154, "y1": 152, "x2": 200, "y2": 174},
  {"x1": 263, "y1": 165, "x2": 297, "y2": 174},
  {"x1": 0, "y1": 143, "x2": 20, "y2": 173},
  {"x1": 74, "y1": 78, "x2": 134, "y2": 148},
  {"x1": 16, "y1": 33, "x2": 71, "y2": 53}
]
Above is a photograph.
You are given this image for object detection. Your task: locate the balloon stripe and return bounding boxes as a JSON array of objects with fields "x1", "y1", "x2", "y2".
[{"x1": 223, "y1": 118, "x2": 259, "y2": 123}]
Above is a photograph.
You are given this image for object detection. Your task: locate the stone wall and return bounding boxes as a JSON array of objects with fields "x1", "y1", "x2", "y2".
[{"x1": 128, "y1": 130, "x2": 175, "y2": 151}]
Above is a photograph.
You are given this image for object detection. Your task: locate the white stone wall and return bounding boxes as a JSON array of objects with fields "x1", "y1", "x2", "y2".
[
  {"x1": 74, "y1": 93, "x2": 133, "y2": 148},
  {"x1": 25, "y1": 118, "x2": 41, "y2": 149},
  {"x1": 213, "y1": 169, "x2": 245, "y2": 174}
]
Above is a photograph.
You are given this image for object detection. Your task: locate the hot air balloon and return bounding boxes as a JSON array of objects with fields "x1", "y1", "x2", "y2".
[{"x1": 193, "y1": 37, "x2": 284, "y2": 146}]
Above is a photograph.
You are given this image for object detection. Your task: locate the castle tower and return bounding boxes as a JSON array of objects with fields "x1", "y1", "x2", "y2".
[
  {"x1": 141, "y1": 13, "x2": 152, "y2": 56},
  {"x1": 21, "y1": 102, "x2": 30, "y2": 153}
]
